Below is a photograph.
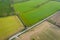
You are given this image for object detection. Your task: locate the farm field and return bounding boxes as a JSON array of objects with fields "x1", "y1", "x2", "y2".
[
  {"x1": 13, "y1": 0, "x2": 49, "y2": 13},
  {"x1": 0, "y1": 16, "x2": 24, "y2": 40},
  {"x1": 14, "y1": 1, "x2": 60, "y2": 27},
  {"x1": 15, "y1": 21, "x2": 60, "y2": 40},
  {"x1": 54, "y1": 0, "x2": 60, "y2": 2},
  {"x1": 12, "y1": 0, "x2": 30, "y2": 4},
  {"x1": 47, "y1": 11, "x2": 60, "y2": 27},
  {"x1": 0, "y1": 0, "x2": 60, "y2": 40}
]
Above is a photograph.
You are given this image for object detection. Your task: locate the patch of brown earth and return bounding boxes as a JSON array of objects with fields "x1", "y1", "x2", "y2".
[
  {"x1": 47, "y1": 11, "x2": 60, "y2": 26},
  {"x1": 16, "y1": 21, "x2": 60, "y2": 40}
]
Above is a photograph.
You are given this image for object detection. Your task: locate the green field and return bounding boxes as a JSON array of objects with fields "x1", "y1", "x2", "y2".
[
  {"x1": 0, "y1": 16, "x2": 24, "y2": 40},
  {"x1": 13, "y1": 1, "x2": 60, "y2": 27},
  {"x1": 53, "y1": 0, "x2": 60, "y2": 2},
  {"x1": 13, "y1": 0, "x2": 49, "y2": 13}
]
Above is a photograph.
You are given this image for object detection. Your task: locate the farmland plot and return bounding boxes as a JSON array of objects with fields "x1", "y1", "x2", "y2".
[
  {"x1": 53, "y1": 0, "x2": 60, "y2": 2},
  {"x1": 31, "y1": 26, "x2": 60, "y2": 40},
  {"x1": 12, "y1": 0, "x2": 30, "y2": 4},
  {"x1": 13, "y1": 0, "x2": 49, "y2": 13},
  {"x1": 0, "y1": 16, "x2": 24, "y2": 40},
  {"x1": 19, "y1": 1, "x2": 60, "y2": 27},
  {"x1": 47, "y1": 11, "x2": 60, "y2": 27},
  {"x1": 15, "y1": 21, "x2": 60, "y2": 40}
]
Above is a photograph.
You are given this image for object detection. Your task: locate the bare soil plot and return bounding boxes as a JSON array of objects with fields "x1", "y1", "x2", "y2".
[
  {"x1": 47, "y1": 11, "x2": 60, "y2": 27},
  {"x1": 31, "y1": 24, "x2": 60, "y2": 40},
  {"x1": 0, "y1": 16, "x2": 24, "y2": 40},
  {"x1": 16, "y1": 21, "x2": 60, "y2": 40}
]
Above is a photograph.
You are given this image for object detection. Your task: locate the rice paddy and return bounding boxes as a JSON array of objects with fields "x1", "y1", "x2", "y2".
[
  {"x1": 13, "y1": 0, "x2": 49, "y2": 13},
  {"x1": 13, "y1": 1, "x2": 60, "y2": 26}
]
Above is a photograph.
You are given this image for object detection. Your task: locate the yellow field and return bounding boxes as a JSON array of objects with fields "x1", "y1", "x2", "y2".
[{"x1": 0, "y1": 16, "x2": 24, "y2": 40}]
